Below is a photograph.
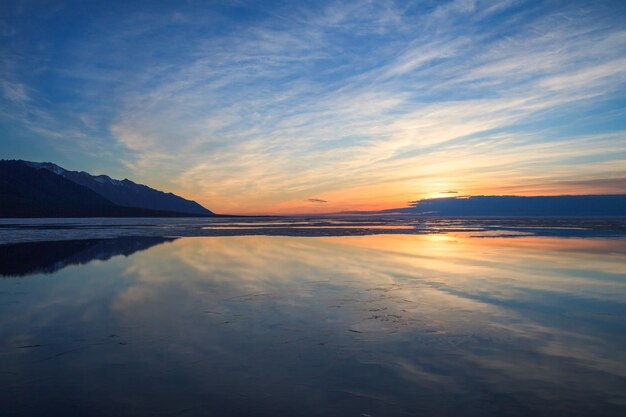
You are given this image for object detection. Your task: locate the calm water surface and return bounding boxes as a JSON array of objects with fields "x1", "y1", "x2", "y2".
[{"x1": 1, "y1": 232, "x2": 625, "y2": 416}]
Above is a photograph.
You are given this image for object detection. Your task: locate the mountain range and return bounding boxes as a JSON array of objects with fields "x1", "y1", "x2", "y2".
[
  {"x1": 378, "y1": 195, "x2": 626, "y2": 216},
  {"x1": 0, "y1": 160, "x2": 214, "y2": 217}
]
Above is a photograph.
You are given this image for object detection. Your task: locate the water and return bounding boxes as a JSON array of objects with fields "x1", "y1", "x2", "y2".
[{"x1": 1, "y1": 218, "x2": 625, "y2": 416}]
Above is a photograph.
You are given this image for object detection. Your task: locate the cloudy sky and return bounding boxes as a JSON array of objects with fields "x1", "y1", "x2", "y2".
[{"x1": 1, "y1": 0, "x2": 625, "y2": 214}]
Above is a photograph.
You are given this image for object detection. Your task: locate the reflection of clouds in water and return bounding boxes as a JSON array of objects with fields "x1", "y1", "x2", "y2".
[
  {"x1": 115, "y1": 235, "x2": 626, "y2": 328},
  {"x1": 2, "y1": 235, "x2": 625, "y2": 416},
  {"x1": 113, "y1": 236, "x2": 626, "y2": 377}
]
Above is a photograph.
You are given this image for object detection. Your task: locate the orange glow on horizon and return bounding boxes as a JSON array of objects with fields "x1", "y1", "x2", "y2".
[{"x1": 183, "y1": 179, "x2": 626, "y2": 215}]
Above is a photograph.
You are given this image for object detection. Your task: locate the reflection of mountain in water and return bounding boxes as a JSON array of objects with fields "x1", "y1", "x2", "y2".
[{"x1": 0, "y1": 236, "x2": 176, "y2": 277}]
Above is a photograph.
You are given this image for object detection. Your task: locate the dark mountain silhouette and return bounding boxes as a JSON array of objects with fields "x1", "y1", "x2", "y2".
[
  {"x1": 381, "y1": 195, "x2": 626, "y2": 216},
  {"x1": 0, "y1": 236, "x2": 176, "y2": 277},
  {"x1": 25, "y1": 161, "x2": 213, "y2": 215},
  {"x1": 0, "y1": 160, "x2": 212, "y2": 217}
]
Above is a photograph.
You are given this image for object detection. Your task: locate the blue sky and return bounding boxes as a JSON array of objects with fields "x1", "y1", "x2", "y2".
[{"x1": 1, "y1": 0, "x2": 625, "y2": 214}]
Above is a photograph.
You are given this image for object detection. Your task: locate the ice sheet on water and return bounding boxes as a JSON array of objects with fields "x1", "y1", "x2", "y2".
[{"x1": 0, "y1": 216, "x2": 625, "y2": 244}]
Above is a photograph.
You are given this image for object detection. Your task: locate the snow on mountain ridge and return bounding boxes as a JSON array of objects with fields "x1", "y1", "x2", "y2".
[
  {"x1": 25, "y1": 161, "x2": 66, "y2": 175},
  {"x1": 27, "y1": 161, "x2": 126, "y2": 187},
  {"x1": 94, "y1": 175, "x2": 122, "y2": 186}
]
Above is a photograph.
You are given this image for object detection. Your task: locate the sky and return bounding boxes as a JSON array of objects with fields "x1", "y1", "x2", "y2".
[{"x1": 1, "y1": 0, "x2": 626, "y2": 214}]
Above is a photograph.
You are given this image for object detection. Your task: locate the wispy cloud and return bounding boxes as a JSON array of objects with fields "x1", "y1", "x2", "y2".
[{"x1": 1, "y1": 0, "x2": 625, "y2": 213}]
